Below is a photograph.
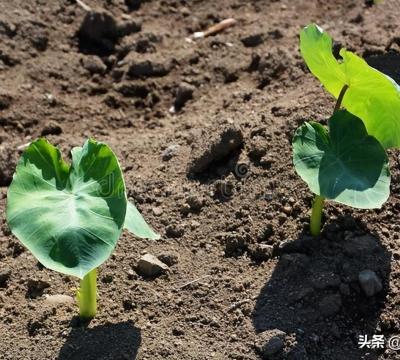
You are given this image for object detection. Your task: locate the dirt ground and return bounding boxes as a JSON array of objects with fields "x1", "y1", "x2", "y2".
[{"x1": 1, "y1": 0, "x2": 400, "y2": 359}]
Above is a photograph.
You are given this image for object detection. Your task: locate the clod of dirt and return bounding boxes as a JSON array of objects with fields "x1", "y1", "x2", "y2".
[
  {"x1": 117, "y1": 19, "x2": 142, "y2": 37},
  {"x1": 319, "y1": 294, "x2": 342, "y2": 317},
  {"x1": 0, "y1": 143, "x2": 18, "y2": 186},
  {"x1": 214, "y1": 179, "x2": 235, "y2": 198},
  {"x1": 186, "y1": 195, "x2": 204, "y2": 212},
  {"x1": 41, "y1": 121, "x2": 63, "y2": 136},
  {"x1": 254, "y1": 329, "x2": 286, "y2": 358},
  {"x1": 241, "y1": 33, "x2": 264, "y2": 47},
  {"x1": 0, "y1": 91, "x2": 13, "y2": 110},
  {"x1": 249, "y1": 243, "x2": 274, "y2": 262},
  {"x1": 157, "y1": 252, "x2": 179, "y2": 266},
  {"x1": 165, "y1": 224, "x2": 185, "y2": 238},
  {"x1": 248, "y1": 136, "x2": 267, "y2": 160},
  {"x1": 161, "y1": 144, "x2": 180, "y2": 161},
  {"x1": 343, "y1": 234, "x2": 379, "y2": 256},
  {"x1": 0, "y1": 267, "x2": 11, "y2": 287},
  {"x1": 173, "y1": 82, "x2": 195, "y2": 111},
  {"x1": 125, "y1": 56, "x2": 171, "y2": 79},
  {"x1": 26, "y1": 279, "x2": 51, "y2": 299},
  {"x1": 222, "y1": 233, "x2": 246, "y2": 257},
  {"x1": 114, "y1": 82, "x2": 150, "y2": 98},
  {"x1": 81, "y1": 55, "x2": 107, "y2": 74},
  {"x1": 136, "y1": 253, "x2": 169, "y2": 278},
  {"x1": 44, "y1": 294, "x2": 74, "y2": 306},
  {"x1": 187, "y1": 125, "x2": 244, "y2": 174},
  {"x1": 358, "y1": 270, "x2": 383, "y2": 297},
  {"x1": 78, "y1": 10, "x2": 119, "y2": 54}
]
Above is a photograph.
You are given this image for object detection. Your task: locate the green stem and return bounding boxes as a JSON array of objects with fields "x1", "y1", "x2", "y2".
[
  {"x1": 333, "y1": 84, "x2": 349, "y2": 113},
  {"x1": 310, "y1": 195, "x2": 325, "y2": 236},
  {"x1": 77, "y1": 268, "x2": 97, "y2": 319}
]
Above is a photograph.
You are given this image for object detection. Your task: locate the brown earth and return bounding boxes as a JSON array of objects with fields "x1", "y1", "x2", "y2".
[{"x1": 1, "y1": 0, "x2": 400, "y2": 359}]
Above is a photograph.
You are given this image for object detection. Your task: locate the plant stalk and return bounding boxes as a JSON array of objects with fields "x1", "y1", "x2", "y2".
[
  {"x1": 310, "y1": 195, "x2": 325, "y2": 236},
  {"x1": 77, "y1": 268, "x2": 97, "y2": 319},
  {"x1": 333, "y1": 84, "x2": 349, "y2": 113}
]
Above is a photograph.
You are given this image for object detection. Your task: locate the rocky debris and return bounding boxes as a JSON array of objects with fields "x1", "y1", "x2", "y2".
[
  {"x1": 78, "y1": 10, "x2": 119, "y2": 53},
  {"x1": 319, "y1": 294, "x2": 342, "y2": 317},
  {"x1": 165, "y1": 224, "x2": 185, "y2": 238},
  {"x1": 173, "y1": 82, "x2": 195, "y2": 111},
  {"x1": 0, "y1": 91, "x2": 13, "y2": 110},
  {"x1": 187, "y1": 125, "x2": 244, "y2": 174},
  {"x1": 0, "y1": 267, "x2": 11, "y2": 287},
  {"x1": 157, "y1": 252, "x2": 179, "y2": 266},
  {"x1": 358, "y1": 270, "x2": 383, "y2": 297},
  {"x1": 161, "y1": 144, "x2": 180, "y2": 161},
  {"x1": 241, "y1": 33, "x2": 264, "y2": 47},
  {"x1": 26, "y1": 279, "x2": 51, "y2": 299},
  {"x1": 81, "y1": 55, "x2": 107, "y2": 74},
  {"x1": 41, "y1": 121, "x2": 63, "y2": 136},
  {"x1": 343, "y1": 234, "x2": 379, "y2": 256},
  {"x1": 249, "y1": 243, "x2": 274, "y2": 262},
  {"x1": 44, "y1": 294, "x2": 74, "y2": 306},
  {"x1": 0, "y1": 143, "x2": 18, "y2": 186},
  {"x1": 254, "y1": 329, "x2": 286, "y2": 358},
  {"x1": 136, "y1": 253, "x2": 169, "y2": 278}
]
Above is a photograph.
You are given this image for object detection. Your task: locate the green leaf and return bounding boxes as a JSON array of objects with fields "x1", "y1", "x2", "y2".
[
  {"x1": 124, "y1": 201, "x2": 160, "y2": 240},
  {"x1": 293, "y1": 110, "x2": 390, "y2": 209},
  {"x1": 300, "y1": 23, "x2": 400, "y2": 148},
  {"x1": 6, "y1": 139, "x2": 127, "y2": 279}
]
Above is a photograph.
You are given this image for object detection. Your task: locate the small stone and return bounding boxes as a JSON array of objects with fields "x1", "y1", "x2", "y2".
[
  {"x1": 319, "y1": 294, "x2": 342, "y2": 317},
  {"x1": 161, "y1": 144, "x2": 180, "y2": 161},
  {"x1": 241, "y1": 33, "x2": 264, "y2": 47},
  {"x1": 282, "y1": 205, "x2": 292, "y2": 215},
  {"x1": 137, "y1": 253, "x2": 169, "y2": 278},
  {"x1": 174, "y1": 82, "x2": 195, "y2": 111},
  {"x1": 172, "y1": 326, "x2": 185, "y2": 336},
  {"x1": 358, "y1": 270, "x2": 383, "y2": 297},
  {"x1": 41, "y1": 121, "x2": 62, "y2": 136},
  {"x1": 127, "y1": 58, "x2": 171, "y2": 79},
  {"x1": 81, "y1": 55, "x2": 107, "y2": 74},
  {"x1": 152, "y1": 207, "x2": 163, "y2": 216},
  {"x1": 117, "y1": 19, "x2": 142, "y2": 37},
  {"x1": 0, "y1": 267, "x2": 11, "y2": 287},
  {"x1": 44, "y1": 294, "x2": 74, "y2": 306}
]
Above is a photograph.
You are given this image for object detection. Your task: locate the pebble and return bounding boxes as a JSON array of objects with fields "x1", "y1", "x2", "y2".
[
  {"x1": 41, "y1": 121, "x2": 63, "y2": 136},
  {"x1": 44, "y1": 294, "x2": 74, "y2": 306},
  {"x1": 81, "y1": 55, "x2": 107, "y2": 74},
  {"x1": 358, "y1": 269, "x2": 383, "y2": 297},
  {"x1": 166, "y1": 224, "x2": 185, "y2": 238},
  {"x1": 255, "y1": 329, "x2": 285, "y2": 358},
  {"x1": 241, "y1": 33, "x2": 264, "y2": 47},
  {"x1": 136, "y1": 253, "x2": 169, "y2": 278}
]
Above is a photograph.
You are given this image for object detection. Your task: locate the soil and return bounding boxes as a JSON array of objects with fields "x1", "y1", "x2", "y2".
[{"x1": 1, "y1": 0, "x2": 400, "y2": 359}]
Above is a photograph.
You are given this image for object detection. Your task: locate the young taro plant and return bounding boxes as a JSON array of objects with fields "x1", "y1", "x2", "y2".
[
  {"x1": 293, "y1": 24, "x2": 400, "y2": 236},
  {"x1": 6, "y1": 139, "x2": 159, "y2": 319}
]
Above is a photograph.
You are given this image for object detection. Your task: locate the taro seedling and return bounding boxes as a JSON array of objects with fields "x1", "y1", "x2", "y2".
[
  {"x1": 293, "y1": 24, "x2": 400, "y2": 236},
  {"x1": 6, "y1": 139, "x2": 159, "y2": 318}
]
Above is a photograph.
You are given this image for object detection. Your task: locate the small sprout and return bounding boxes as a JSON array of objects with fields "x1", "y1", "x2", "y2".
[
  {"x1": 294, "y1": 24, "x2": 400, "y2": 236},
  {"x1": 6, "y1": 138, "x2": 159, "y2": 319}
]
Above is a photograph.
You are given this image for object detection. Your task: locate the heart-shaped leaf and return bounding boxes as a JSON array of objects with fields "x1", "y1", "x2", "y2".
[
  {"x1": 124, "y1": 201, "x2": 160, "y2": 240},
  {"x1": 300, "y1": 23, "x2": 400, "y2": 148},
  {"x1": 293, "y1": 110, "x2": 390, "y2": 209},
  {"x1": 6, "y1": 139, "x2": 127, "y2": 278}
]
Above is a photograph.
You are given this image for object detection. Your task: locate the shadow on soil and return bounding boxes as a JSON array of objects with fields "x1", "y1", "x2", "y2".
[
  {"x1": 252, "y1": 215, "x2": 391, "y2": 359},
  {"x1": 58, "y1": 320, "x2": 141, "y2": 360}
]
